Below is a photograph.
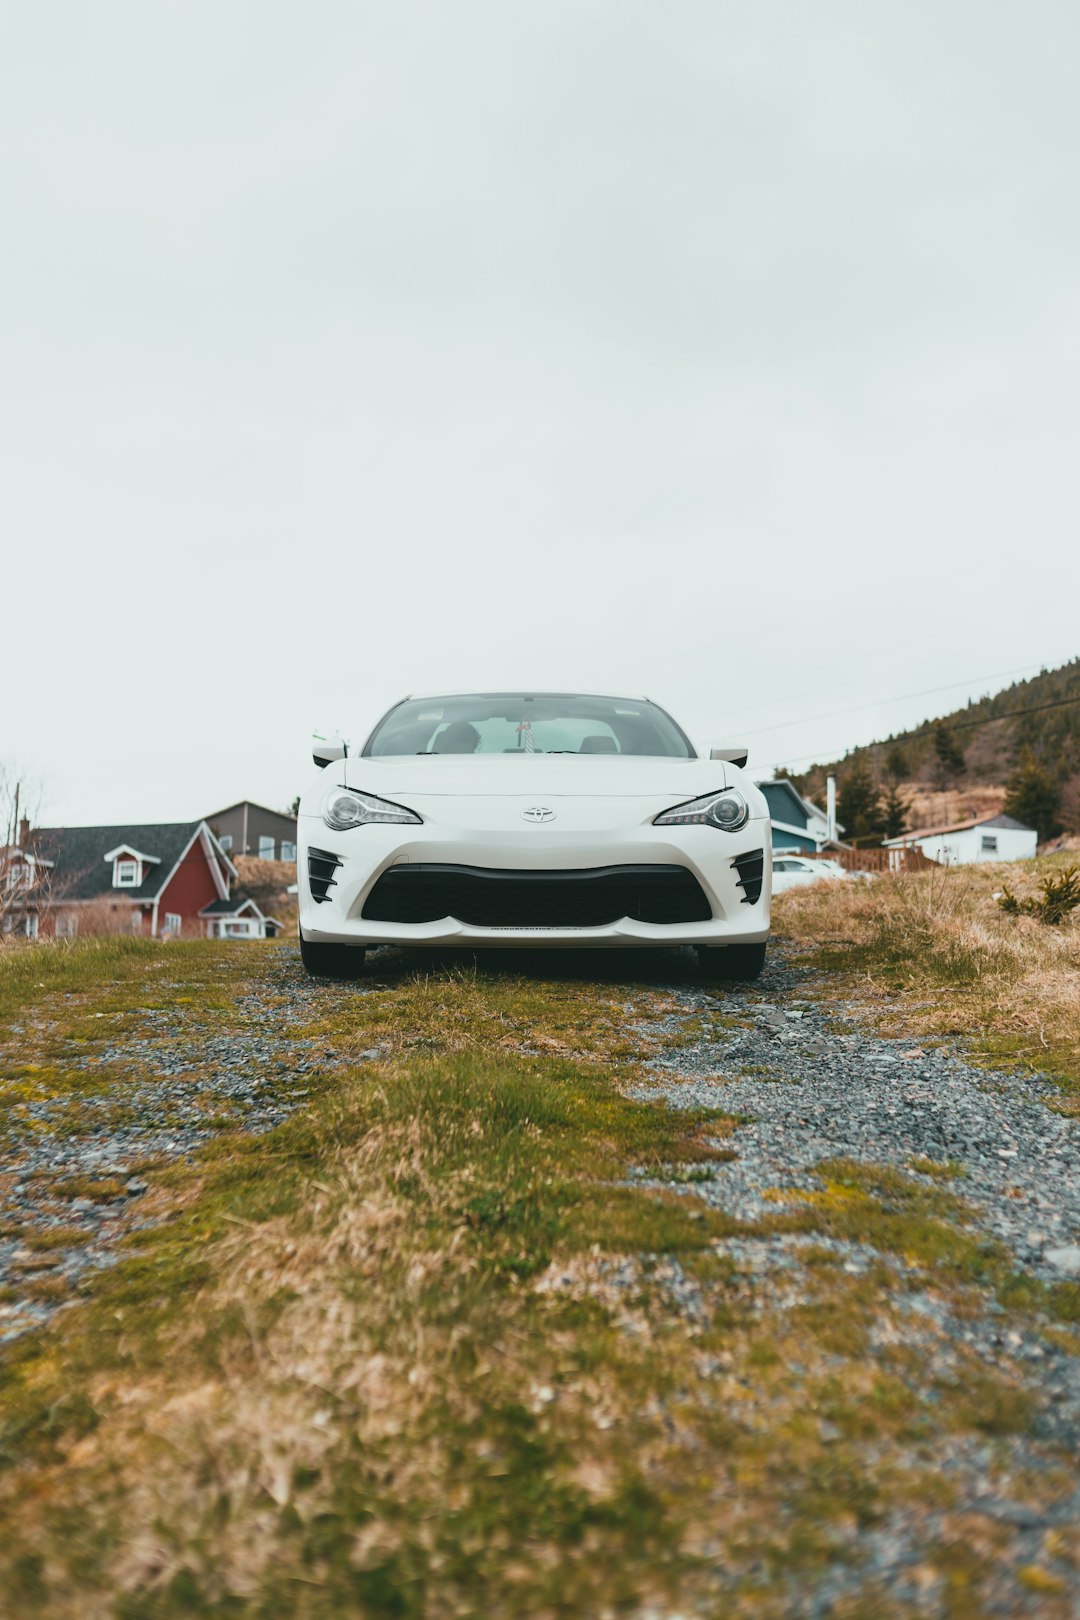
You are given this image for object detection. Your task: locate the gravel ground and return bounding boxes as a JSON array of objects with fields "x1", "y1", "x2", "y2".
[
  {"x1": 618, "y1": 948, "x2": 1080, "y2": 1617},
  {"x1": 632, "y1": 952, "x2": 1080, "y2": 1282},
  {"x1": 0, "y1": 962, "x2": 360, "y2": 1343}
]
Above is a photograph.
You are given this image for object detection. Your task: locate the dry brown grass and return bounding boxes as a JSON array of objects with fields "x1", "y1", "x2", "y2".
[
  {"x1": 234, "y1": 855, "x2": 297, "y2": 929},
  {"x1": 774, "y1": 855, "x2": 1080, "y2": 1101}
]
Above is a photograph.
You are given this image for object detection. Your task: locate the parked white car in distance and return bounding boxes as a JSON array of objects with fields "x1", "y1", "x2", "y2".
[{"x1": 771, "y1": 854, "x2": 848, "y2": 893}]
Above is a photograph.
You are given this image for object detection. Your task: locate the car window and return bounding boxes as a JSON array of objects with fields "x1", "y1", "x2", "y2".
[
  {"x1": 365, "y1": 694, "x2": 694, "y2": 757},
  {"x1": 424, "y1": 716, "x2": 620, "y2": 754}
]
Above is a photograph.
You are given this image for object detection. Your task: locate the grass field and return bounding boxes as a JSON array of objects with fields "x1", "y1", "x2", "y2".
[
  {"x1": 0, "y1": 871, "x2": 1078, "y2": 1618},
  {"x1": 774, "y1": 853, "x2": 1080, "y2": 1108}
]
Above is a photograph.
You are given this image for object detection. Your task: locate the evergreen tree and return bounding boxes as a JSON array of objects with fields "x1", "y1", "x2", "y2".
[
  {"x1": 837, "y1": 756, "x2": 882, "y2": 843},
  {"x1": 1004, "y1": 755, "x2": 1063, "y2": 842},
  {"x1": 933, "y1": 724, "x2": 966, "y2": 782},
  {"x1": 881, "y1": 781, "x2": 910, "y2": 840},
  {"x1": 1061, "y1": 774, "x2": 1080, "y2": 837},
  {"x1": 885, "y1": 743, "x2": 908, "y2": 780}
]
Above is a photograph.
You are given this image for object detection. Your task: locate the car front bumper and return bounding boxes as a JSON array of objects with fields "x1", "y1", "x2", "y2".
[{"x1": 297, "y1": 815, "x2": 771, "y2": 949}]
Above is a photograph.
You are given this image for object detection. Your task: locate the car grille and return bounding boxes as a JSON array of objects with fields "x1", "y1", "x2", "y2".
[
  {"x1": 307, "y1": 847, "x2": 343, "y2": 903},
  {"x1": 731, "y1": 848, "x2": 765, "y2": 904},
  {"x1": 361, "y1": 864, "x2": 712, "y2": 928}
]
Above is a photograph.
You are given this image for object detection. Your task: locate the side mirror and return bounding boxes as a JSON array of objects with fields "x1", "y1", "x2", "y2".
[
  {"x1": 710, "y1": 745, "x2": 749, "y2": 767},
  {"x1": 312, "y1": 732, "x2": 348, "y2": 769}
]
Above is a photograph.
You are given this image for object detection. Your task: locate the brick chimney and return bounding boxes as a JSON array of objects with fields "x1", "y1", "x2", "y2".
[{"x1": 18, "y1": 816, "x2": 30, "y2": 847}]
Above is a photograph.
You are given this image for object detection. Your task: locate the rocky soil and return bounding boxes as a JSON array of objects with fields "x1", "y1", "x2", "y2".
[
  {"x1": 620, "y1": 951, "x2": 1080, "y2": 1617},
  {"x1": 637, "y1": 956, "x2": 1080, "y2": 1280},
  {"x1": 0, "y1": 967, "x2": 354, "y2": 1343}
]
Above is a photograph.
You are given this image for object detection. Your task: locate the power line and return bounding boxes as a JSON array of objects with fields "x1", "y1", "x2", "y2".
[
  {"x1": 761, "y1": 692, "x2": 1080, "y2": 773},
  {"x1": 742, "y1": 657, "x2": 1068, "y2": 739}
]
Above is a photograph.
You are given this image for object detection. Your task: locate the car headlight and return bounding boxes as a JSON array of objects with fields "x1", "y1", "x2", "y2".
[
  {"x1": 653, "y1": 789, "x2": 750, "y2": 832},
  {"x1": 322, "y1": 787, "x2": 422, "y2": 831}
]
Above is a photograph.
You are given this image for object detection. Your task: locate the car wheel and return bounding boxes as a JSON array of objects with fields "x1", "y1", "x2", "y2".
[
  {"x1": 299, "y1": 931, "x2": 367, "y2": 979},
  {"x1": 696, "y1": 941, "x2": 767, "y2": 982}
]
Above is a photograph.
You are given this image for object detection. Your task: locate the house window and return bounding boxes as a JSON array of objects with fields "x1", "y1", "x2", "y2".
[
  {"x1": 258, "y1": 836, "x2": 275, "y2": 859},
  {"x1": 164, "y1": 913, "x2": 182, "y2": 935},
  {"x1": 24, "y1": 913, "x2": 39, "y2": 939},
  {"x1": 114, "y1": 858, "x2": 140, "y2": 887},
  {"x1": 55, "y1": 914, "x2": 78, "y2": 938},
  {"x1": 219, "y1": 834, "x2": 233, "y2": 853},
  {"x1": 980, "y1": 835, "x2": 998, "y2": 854},
  {"x1": 5, "y1": 861, "x2": 32, "y2": 891},
  {"x1": 280, "y1": 841, "x2": 296, "y2": 862}
]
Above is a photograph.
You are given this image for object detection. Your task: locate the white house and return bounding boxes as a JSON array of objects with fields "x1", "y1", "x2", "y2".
[
  {"x1": 200, "y1": 895, "x2": 283, "y2": 939},
  {"x1": 884, "y1": 813, "x2": 1037, "y2": 866}
]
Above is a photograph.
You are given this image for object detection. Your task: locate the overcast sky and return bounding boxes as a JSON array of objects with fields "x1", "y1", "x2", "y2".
[{"x1": 3, "y1": 1, "x2": 1078, "y2": 825}]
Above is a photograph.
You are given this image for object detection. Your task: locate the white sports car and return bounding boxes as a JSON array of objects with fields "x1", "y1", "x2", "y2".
[{"x1": 297, "y1": 692, "x2": 771, "y2": 981}]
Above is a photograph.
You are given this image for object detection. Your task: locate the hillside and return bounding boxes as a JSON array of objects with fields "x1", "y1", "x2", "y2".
[
  {"x1": 788, "y1": 656, "x2": 1080, "y2": 839},
  {"x1": 234, "y1": 855, "x2": 298, "y2": 929}
]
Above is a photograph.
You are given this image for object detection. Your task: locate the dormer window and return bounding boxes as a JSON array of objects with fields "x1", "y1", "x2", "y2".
[
  {"x1": 4, "y1": 852, "x2": 45, "y2": 891},
  {"x1": 2, "y1": 849, "x2": 53, "y2": 892},
  {"x1": 6, "y1": 861, "x2": 29, "y2": 891},
  {"x1": 104, "y1": 844, "x2": 159, "y2": 890}
]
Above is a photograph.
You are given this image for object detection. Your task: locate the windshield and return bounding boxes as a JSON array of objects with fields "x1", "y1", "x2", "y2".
[{"x1": 364, "y1": 694, "x2": 696, "y2": 758}]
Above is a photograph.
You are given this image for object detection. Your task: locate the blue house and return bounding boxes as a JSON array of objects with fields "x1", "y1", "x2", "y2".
[{"x1": 754, "y1": 779, "x2": 840, "y2": 853}]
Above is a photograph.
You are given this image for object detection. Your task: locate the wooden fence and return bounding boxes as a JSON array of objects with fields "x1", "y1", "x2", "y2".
[{"x1": 795, "y1": 845, "x2": 937, "y2": 874}]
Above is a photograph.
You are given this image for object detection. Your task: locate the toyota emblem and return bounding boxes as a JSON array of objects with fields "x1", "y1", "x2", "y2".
[{"x1": 521, "y1": 805, "x2": 556, "y2": 823}]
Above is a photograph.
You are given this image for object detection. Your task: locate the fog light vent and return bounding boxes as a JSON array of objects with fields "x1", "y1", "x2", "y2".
[
  {"x1": 308, "y1": 847, "x2": 342, "y2": 904},
  {"x1": 731, "y1": 848, "x2": 765, "y2": 905}
]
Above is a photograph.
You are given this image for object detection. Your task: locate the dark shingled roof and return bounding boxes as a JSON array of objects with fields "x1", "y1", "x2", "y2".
[
  {"x1": 31, "y1": 823, "x2": 203, "y2": 901},
  {"x1": 200, "y1": 895, "x2": 263, "y2": 916}
]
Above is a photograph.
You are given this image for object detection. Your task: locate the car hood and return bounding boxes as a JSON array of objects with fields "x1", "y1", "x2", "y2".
[{"x1": 342, "y1": 754, "x2": 733, "y2": 800}]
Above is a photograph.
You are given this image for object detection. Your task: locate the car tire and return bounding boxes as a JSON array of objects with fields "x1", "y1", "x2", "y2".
[
  {"x1": 299, "y1": 931, "x2": 367, "y2": 979},
  {"x1": 696, "y1": 941, "x2": 767, "y2": 982}
]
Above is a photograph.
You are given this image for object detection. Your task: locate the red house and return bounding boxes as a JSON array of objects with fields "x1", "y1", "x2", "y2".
[{"x1": 2, "y1": 819, "x2": 278, "y2": 940}]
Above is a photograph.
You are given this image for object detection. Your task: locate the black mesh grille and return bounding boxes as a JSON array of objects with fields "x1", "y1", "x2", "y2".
[
  {"x1": 308, "y1": 847, "x2": 343, "y2": 904},
  {"x1": 362, "y1": 864, "x2": 712, "y2": 928},
  {"x1": 731, "y1": 848, "x2": 765, "y2": 905}
]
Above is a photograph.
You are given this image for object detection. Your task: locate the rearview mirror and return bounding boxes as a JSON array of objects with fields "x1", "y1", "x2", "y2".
[
  {"x1": 710, "y1": 745, "x2": 749, "y2": 767},
  {"x1": 312, "y1": 732, "x2": 348, "y2": 769}
]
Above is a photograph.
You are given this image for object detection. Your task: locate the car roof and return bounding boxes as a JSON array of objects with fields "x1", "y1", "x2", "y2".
[{"x1": 400, "y1": 690, "x2": 651, "y2": 702}]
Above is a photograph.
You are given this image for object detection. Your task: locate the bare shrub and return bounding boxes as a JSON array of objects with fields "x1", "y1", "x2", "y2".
[
  {"x1": 67, "y1": 899, "x2": 150, "y2": 937},
  {"x1": 1, "y1": 765, "x2": 49, "y2": 939}
]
